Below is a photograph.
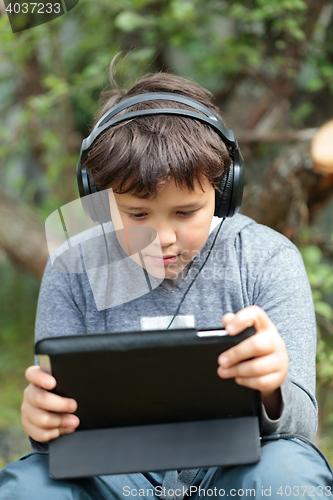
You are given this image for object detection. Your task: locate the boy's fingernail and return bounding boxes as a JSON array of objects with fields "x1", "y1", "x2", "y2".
[
  {"x1": 226, "y1": 324, "x2": 235, "y2": 333},
  {"x1": 45, "y1": 378, "x2": 55, "y2": 388},
  {"x1": 222, "y1": 313, "x2": 235, "y2": 324},
  {"x1": 67, "y1": 418, "x2": 78, "y2": 427},
  {"x1": 69, "y1": 401, "x2": 77, "y2": 411},
  {"x1": 220, "y1": 356, "x2": 229, "y2": 366},
  {"x1": 63, "y1": 428, "x2": 75, "y2": 434}
]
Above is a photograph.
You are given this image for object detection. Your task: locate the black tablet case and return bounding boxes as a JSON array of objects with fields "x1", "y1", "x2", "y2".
[{"x1": 35, "y1": 327, "x2": 261, "y2": 479}]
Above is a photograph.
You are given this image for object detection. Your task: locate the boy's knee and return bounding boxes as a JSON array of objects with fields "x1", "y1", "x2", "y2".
[
  {"x1": 237, "y1": 438, "x2": 333, "y2": 492},
  {"x1": 0, "y1": 453, "x2": 92, "y2": 500},
  {"x1": 0, "y1": 453, "x2": 48, "y2": 499},
  {"x1": 203, "y1": 439, "x2": 333, "y2": 498},
  {"x1": 259, "y1": 438, "x2": 332, "y2": 483}
]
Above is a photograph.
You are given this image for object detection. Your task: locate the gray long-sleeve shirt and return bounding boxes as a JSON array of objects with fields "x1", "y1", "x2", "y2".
[{"x1": 31, "y1": 213, "x2": 318, "y2": 452}]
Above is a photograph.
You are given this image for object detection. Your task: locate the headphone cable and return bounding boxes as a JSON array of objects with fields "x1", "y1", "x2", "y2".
[
  {"x1": 100, "y1": 222, "x2": 111, "y2": 332},
  {"x1": 164, "y1": 217, "x2": 226, "y2": 330},
  {"x1": 100, "y1": 217, "x2": 225, "y2": 332}
]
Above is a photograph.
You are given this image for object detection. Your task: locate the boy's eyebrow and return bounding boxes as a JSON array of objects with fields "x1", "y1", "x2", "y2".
[
  {"x1": 174, "y1": 203, "x2": 203, "y2": 209},
  {"x1": 118, "y1": 205, "x2": 150, "y2": 210},
  {"x1": 118, "y1": 202, "x2": 203, "y2": 210}
]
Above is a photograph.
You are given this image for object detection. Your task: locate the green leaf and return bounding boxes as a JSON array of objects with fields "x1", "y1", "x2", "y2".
[
  {"x1": 306, "y1": 77, "x2": 325, "y2": 92},
  {"x1": 114, "y1": 11, "x2": 150, "y2": 32},
  {"x1": 315, "y1": 302, "x2": 333, "y2": 322},
  {"x1": 170, "y1": 0, "x2": 195, "y2": 21},
  {"x1": 292, "y1": 102, "x2": 314, "y2": 124},
  {"x1": 300, "y1": 245, "x2": 322, "y2": 266}
]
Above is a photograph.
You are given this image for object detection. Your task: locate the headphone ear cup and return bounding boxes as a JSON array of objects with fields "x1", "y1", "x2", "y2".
[
  {"x1": 77, "y1": 160, "x2": 111, "y2": 223},
  {"x1": 87, "y1": 179, "x2": 111, "y2": 224},
  {"x1": 227, "y1": 148, "x2": 244, "y2": 218},
  {"x1": 214, "y1": 164, "x2": 234, "y2": 218},
  {"x1": 214, "y1": 146, "x2": 244, "y2": 218}
]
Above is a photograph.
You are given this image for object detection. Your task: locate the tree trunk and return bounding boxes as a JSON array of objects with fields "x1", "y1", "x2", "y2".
[
  {"x1": 0, "y1": 190, "x2": 48, "y2": 280},
  {"x1": 241, "y1": 141, "x2": 333, "y2": 239}
]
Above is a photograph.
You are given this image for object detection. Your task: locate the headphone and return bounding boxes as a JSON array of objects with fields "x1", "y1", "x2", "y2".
[{"x1": 76, "y1": 92, "x2": 244, "y2": 222}]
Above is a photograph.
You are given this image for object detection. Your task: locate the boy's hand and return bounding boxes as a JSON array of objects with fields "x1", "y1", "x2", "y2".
[
  {"x1": 217, "y1": 306, "x2": 289, "y2": 419},
  {"x1": 21, "y1": 365, "x2": 80, "y2": 443}
]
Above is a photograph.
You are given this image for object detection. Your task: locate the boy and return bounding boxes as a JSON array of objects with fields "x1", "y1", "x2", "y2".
[{"x1": 0, "y1": 70, "x2": 332, "y2": 499}]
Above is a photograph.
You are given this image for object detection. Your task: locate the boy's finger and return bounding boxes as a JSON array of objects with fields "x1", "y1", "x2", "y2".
[
  {"x1": 23, "y1": 402, "x2": 79, "y2": 430},
  {"x1": 22, "y1": 419, "x2": 63, "y2": 443},
  {"x1": 218, "y1": 331, "x2": 274, "y2": 368},
  {"x1": 59, "y1": 426, "x2": 78, "y2": 436},
  {"x1": 234, "y1": 372, "x2": 283, "y2": 393},
  {"x1": 218, "y1": 353, "x2": 282, "y2": 379},
  {"x1": 222, "y1": 313, "x2": 235, "y2": 326},
  {"x1": 25, "y1": 365, "x2": 56, "y2": 390},
  {"x1": 25, "y1": 385, "x2": 77, "y2": 414},
  {"x1": 223, "y1": 306, "x2": 273, "y2": 335}
]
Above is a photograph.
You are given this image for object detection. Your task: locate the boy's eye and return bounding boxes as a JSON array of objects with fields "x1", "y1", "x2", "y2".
[
  {"x1": 128, "y1": 213, "x2": 147, "y2": 219},
  {"x1": 178, "y1": 211, "x2": 195, "y2": 216},
  {"x1": 127, "y1": 210, "x2": 196, "y2": 219}
]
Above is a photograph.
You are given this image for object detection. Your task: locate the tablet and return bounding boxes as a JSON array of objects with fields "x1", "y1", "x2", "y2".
[
  {"x1": 35, "y1": 326, "x2": 262, "y2": 478},
  {"x1": 36, "y1": 326, "x2": 260, "y2": 429}
]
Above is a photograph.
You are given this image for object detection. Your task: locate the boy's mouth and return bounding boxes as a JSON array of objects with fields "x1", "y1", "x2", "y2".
[{"x1": 147, "y1": 254, "x2": 179, "y2": 266}]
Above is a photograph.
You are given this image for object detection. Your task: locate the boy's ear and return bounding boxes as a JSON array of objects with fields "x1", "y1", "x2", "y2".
[{"x1": 214, "y1": 146, "x2": 244, "y2": 218}]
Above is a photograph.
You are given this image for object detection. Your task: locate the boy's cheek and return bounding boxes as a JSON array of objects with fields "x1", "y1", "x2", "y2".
[{"x1": 115, "y1": 227, "x2": 159, "y2": 256}]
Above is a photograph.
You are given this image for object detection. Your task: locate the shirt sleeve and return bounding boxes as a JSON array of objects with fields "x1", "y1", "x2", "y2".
[
  {"x1": 29, "y1": 259, "x2": 88, "y2": 453},
  {"x1": 252, "y1": 244, "x2": 317, "y2": 440}
]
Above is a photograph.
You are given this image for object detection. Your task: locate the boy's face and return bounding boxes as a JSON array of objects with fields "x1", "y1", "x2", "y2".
[{"x1": 109, "y1": 178, "x2": 216, "y2": 279}]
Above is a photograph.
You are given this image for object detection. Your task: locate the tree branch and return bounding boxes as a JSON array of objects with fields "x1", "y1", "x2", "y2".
[
  {"x1": 0, "y1": 190, "x2": 48, "y2": 280},
  {"x1": 238, "y1": 128, "x2": 318, "y2": 144}
]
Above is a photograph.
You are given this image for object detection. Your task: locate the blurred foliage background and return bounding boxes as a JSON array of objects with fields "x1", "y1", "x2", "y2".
[{"x1": 0, "y1": 0, "x2": 333, "y2": 468}]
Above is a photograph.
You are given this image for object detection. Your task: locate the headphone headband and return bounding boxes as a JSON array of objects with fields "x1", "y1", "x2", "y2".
[
  {"x1": 81, "y1": 92, "x2": 237, "y2": 155},
  {"x1": 77, "y1": 92, "x2": 244, "y2": 221}
]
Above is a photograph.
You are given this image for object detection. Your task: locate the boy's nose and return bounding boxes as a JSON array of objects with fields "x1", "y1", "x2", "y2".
[{"x1": 155, "y1": 223, "x2": 177, "y2": 247}]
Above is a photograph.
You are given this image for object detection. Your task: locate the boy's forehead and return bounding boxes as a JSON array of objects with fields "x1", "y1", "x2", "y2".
[{"x1": 113, "y1": 179, "x2": 214, "y2": 207}]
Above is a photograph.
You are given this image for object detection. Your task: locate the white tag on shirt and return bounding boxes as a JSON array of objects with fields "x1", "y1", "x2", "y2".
[{"x1": 140, "y1": 315, "x2": 196, "y2": 330}]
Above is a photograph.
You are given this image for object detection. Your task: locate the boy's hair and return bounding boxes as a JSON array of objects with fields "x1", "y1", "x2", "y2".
[{"x1": 84, "y1": 69, "x2": 232, "y2": 199}]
